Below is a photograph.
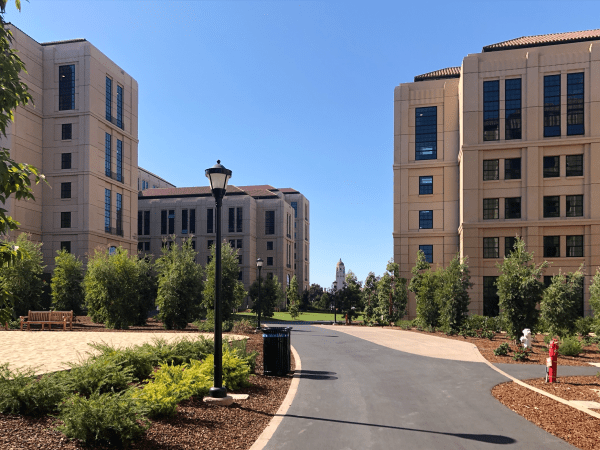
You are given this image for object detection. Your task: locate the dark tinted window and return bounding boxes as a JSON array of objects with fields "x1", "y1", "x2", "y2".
[
  {"x1": 229, "y1": 208, "x2": 235, "y2": 232},
  {"x1": 505, "y1": 197, "x2": 521, "y2": 219},
  {"x1": 483, "y1": 237, "x2": 499, "y2": 258},
  {"x1": 61, "y1": 182, "x2": 71, "y2": 199},
  {"x1": 61, "y1": 153, "x2": 72, "y2": 169},
  {"x1": 566, "y1": 154, "x2": 583, "y2": 177},
  {"x1": 543, "y1": 196, "x2": 560, "y2": 218},
  {"x1": 59, "y1": 65, "x2": 75, "y2": 110},
  {"x1": 566, "y1": 235, "x2": 583, "y2": 257},
  {"x1": 483, "y1": 159, "x2": 499, "y2": 181},
  {"x1": 505, "y1": 78, "x2": 521, "y2": 140},
  {"x1": 483, "y1": 198, "x2": 499, "y2": 220},
  {"x1": 267, "y1": 241, "x2": 273, "y2": 250},
  {"x1": 566, "y1": 195, "x2": 583, "y2": 217},
  {"x1": 61, "y1": 211, "x2": 71, "y2": 228},
  {"x1": 61, "y1": 241, "x2": 71, "y2": 253},
  {"x1": 504, "y1": 158, "x2": 521, "y2": 180},
  {"x1": 505, "y1": 236, "x2": 517, "y2": 257},
  {"x1": 104, "y1": 189, "x2": 111, "y2": 231},
  {"x1": 419, "y1": 176, "x2": 433, "y2": 195},
  {"x1": 161, "y1": 210, "x2": 167, "y2": 235},
  {"x1": 543, "y1": 156, "x2": 560, "y2": 178},
  {"x1": 419, "y1": 210, "x2": 433, "y2": 229},
  {"x1": 483, "y1": 80, "x2": 499, "y2": 141},
  {"x1": 207, "y1": 208, "x2": 214, "y2": 234},
  {"x1": 105, "y1": 77, "x2": 112, "y2": 121},
  {"x1": 189, "y1": 209, "x2": 196, "y2": 234},
  {"x1": 415, "y1": 107, "x2": 437, "y2": 160},
  {"x1": 419, "y1": 245, "x2": 433, "y2": 263},
  {"x1": 265, "y1": 211, "x2": 275, "y2": 235},
  {"x1": 567, "y1": 72, "x2": 584, "y2": 136},
  {"x1": 168, "y1": 210, "x2": 175, "y2": 235},
  {"x1": 544, "y1": 236, "x2": 560, "y2": 257},
  {"x1": 544, "y1": 74, "x2": 561, "y2": 137},
  {"x1": 62, "y1": 123, "x2": 72, "y2": 140},
  {"x1": 483, "y1": 276, "x2": 499, "y2": 317}
]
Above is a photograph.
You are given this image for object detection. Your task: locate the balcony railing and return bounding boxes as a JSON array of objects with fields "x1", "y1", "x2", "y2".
[{"x1": 105, "y1": 226, "x2": 124, "y2": 237}]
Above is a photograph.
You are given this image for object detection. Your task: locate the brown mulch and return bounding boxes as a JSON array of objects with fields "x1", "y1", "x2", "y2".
[{"x1": 0, "y1": 321, "x2": 294, "y2": 450}]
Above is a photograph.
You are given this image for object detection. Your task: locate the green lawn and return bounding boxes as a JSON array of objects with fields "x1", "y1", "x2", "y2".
[{"x1": 236, "y1": 311, "x2": 364, "y2": 322}]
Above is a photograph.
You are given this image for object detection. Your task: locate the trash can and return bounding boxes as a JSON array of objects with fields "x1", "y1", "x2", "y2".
[{"x1": 262, "y1": 327, "x2": 292, "y2": 376}]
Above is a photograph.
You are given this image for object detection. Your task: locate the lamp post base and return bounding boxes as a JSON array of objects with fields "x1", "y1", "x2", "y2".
[{"x1": 208, "y1": 386, "x2": 228, "y2": 398}]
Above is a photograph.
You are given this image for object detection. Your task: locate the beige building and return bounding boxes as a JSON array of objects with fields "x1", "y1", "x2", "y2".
[
  {"x1": 394, "y1": 29, "x2": 600, "y2": 318},
  {"x1": 138, "y1": 166, "x2": 175, "y2": 191},
  {"x1": 3, "y1": 25, "x2": 139, "y2": 271},
  {"x1": 138, "y1": 185, "x2": 310, "y2": 301}
]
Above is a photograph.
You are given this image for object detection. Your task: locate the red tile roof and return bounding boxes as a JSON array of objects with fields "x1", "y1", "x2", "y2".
[
  {"x1": 414, "y1": 67, "x2": 461, "y2": 82},
  {"x1": 483, "y1": 29, "x2": 600, "y2": 52}
]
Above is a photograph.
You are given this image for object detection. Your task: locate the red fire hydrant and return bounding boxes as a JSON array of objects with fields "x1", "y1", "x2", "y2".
[{"x1": 547, "y1": 339, "x2": 559, "y2": 383}]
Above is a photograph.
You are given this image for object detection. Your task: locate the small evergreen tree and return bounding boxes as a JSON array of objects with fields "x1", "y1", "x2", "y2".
[
  {"x1": 133, "y1": 256, "x2": 158, "y2": 326},
  {"x1": 540, "y1": 267, "x2": 584, "y2": 338},
  {"x1": 409, "y1": 251, "x2": 440, "y2": 328},
  {"x1": 338, "y1": 271, "x2": 362, "y2": 323},
  {"x1": 436, "y1": 254, "x2": 472, "y2": 332},
  {"x1": 51, "y1": 249, "x2": 84, "y2": 315},
  {"x1": 287, "y1": 275, "x2": 301, "y2": 320},
  {"x1": 249, "y1": 275, "x2": 283, "y2": 319},
  {"x1": 377, "y1": 260, "x2": 408, "y2": 324},
  {"x1": 155, "y1": 238, "x2": 203, "y2": 330},
  {"x1": 362, "y1": 272, "x2": 379, "y2": 323},
  {"x1": 317, "y1": 291, "x2": 329, "y2": 310},
  {"x1": 496, "y1": 237, "x2": 547, "y2": 343}
]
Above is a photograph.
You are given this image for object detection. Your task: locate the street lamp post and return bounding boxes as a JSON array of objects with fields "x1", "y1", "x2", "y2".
[
  {"x1": 256, "y1": 257, "x2": 263, "y2": 330},
  {"x1": 205, "y1": 160, "x2": 232, "y2": 400}
]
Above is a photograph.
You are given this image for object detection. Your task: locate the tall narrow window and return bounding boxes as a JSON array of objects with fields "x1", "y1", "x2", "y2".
[
  {"x1": 189, "y1": 209, "x2": 196, "y2": 234},
  {"x1": 104, "y1": 189, "x2": 111, "y2": 232},
  {"x1": 138, "y1": 211, "x2": 143, "y2": 236},
  {"x1": 567, "y1": 72, "x2": 584, "y2": 136},
  {"x1": 116, "y1": 193, "x2": 122, "y2": 235},
  {"x1": 168, "y1": 210, "x2": 175, "y2": 235},
  {"x1": 505, "y1": 236, "x2": 517, "y2": 257},
  {"x1": 105, "y1": 133, "x2": 111, "y2": 177},
  {"x1": 419, "y1": 210, "x2": 433, "y2": 229},
  {"x1": 265, "y1": 211, "x2": 275, "y2": 235},
  {"x1": 207, "y1": 208, "x2": 214, "y2": 234},
  {"x1": 483, "y1": 276, "x2": 499, "y2": 317},
  {"x1": 143, "y1": 210, "x2": 150, "y2": 235},
  {"x1": 543, "y1": 156, "x2": 560, "y2": 178},
  {"x1": 61, "y1": 212, "x2": 71, "y2": 228},
  {"x1": 505, "y1": 197, "x2": 521, "y2": 219},
  {"x1": 116, "y1": 139, "x2": 123, "y2": 182},
  {"x1": 419, "y1": 176, "x2": 433, "y2": 195},
  {"x1": 291, "y1": 202, "x2": 298, "y2": 218},
  {"x1": 116, "y1": 85, "x2": 123, "y2": 129},
  {"x1": 504, "y1": 158, "x2": 521, "y2": 180},
  {"x1": 415, "y1": 106, "x2": 437, "y2": 160},
  {"x1": 105, "y1": 77, "x2": 112, "y2": 121},
  {"x1": 483, "y1": 237, "x2": 499, "y2": 258},
  {"x1": 59, "y1": 65, "x2": 75, "y2": 110},
  {"x1": 161, "y1": 210, "x2": 167, "y2": 235},
  {"x1": 544, "y1": 236, "x2": 560, "y2": 257},
  {"x1": 419, "y1": 245, "x2": 433, "y2": 263},
  {"x1": 61, "y1": 182, "x2": 71, "y2": 199},
  {"x1": 483, "y1": 198, "x2": 499, "y2": 220},
  {"x1": 228, "y1": 208, "x2": 235, "y2": 232},
  {"x1": 544, "y1": 74, "x2": 561, "y2": 137},
  {"x1": 182, "y1": 209, "x2": 188, "y2": 234},
  {"x1": 483, "y1": 80, "x2": 499, "y2": 141},
  {"x1": 566, "y1": 154, "x2": 583, "y2": 177},
  {"x1": 62, "y1": 123, "x2": 72, "y2": 140},
  {"x1": 61, "y1": 241, "x2": 71, "y2": 254},
  {"x1": 236, "y1": 207, "x2": 243, "y2": 232},
  {"x1": 483, "y1": 160, "x2": 499, "y2": 181},
  {"x1": 505, "y1": 78, "x2": 522, "y2": 140},
  {"x1": 62, "y1": 153, "x2": 72, "y2": 169}
]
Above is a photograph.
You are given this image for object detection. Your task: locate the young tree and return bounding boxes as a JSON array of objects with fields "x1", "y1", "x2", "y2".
[
  {"x1": 316, "y1": 291, "x2": 330, "y2": 310},
  {"x1": 409, "y1": 251, "x2": 440, "y2": 328},
  {"x1": 154, "y1": 238, "x2": 203, "y2": 330},
  {"x1": 287, "y1": 275, "x2": 301, "y2": 320},
  {"x1": 377, "y1": 260, "x2": 408, "y2": 324},
  {"x1": 0, "y1": 233, "x2": 45, "y2": 317},
  {"x1": 540, "y1": 267, "x2": 584, "y2": 338},
  {"x1": 134, "y1": 256, "x2": 157, "y2": 326},
  {"x1": 496, "y1": 237, "x2": 547, "y2": 343},
  {"x1": 339, "y1": 271, "x2": 362, "y2": 323},
  {"x1": 362, "y1": 272, "x2": 379, "y2": 323},
  {"x1": 203, "y1": 242, "x2": 246, "y2": 321},
  {"x1": 51, "y1": 249, "x2": 84, "y2": 315},
  {"x1": 590, "y1": 268, "x2": 600, "y2": 326},
  {"x1": 249, "y1": 275, "x2": 283, "y2": 319},
  {"x1": 436, "y1": 254, "x2": 472, "y2": 332},
  {"x1": 307, "y1": 283, "x2": 324, "y2": 306}
]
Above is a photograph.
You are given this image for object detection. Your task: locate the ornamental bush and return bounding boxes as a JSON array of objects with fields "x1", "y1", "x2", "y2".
[
  {"x1": 558, "y1": 336, "x2": 582, "y2": 357},
  {"x1": 58, "y1": 356, "x2": 136, "y2": 397},
  {"x1": 540, "y1": 268, "x2": 584, "y2": 338},
  {"x1": 51, "y1": 249, "x2": 84, "y2": 315}
]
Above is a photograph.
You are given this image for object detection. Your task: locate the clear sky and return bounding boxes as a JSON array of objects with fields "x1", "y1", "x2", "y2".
[{"x1": 6, "y1": 0, "x2": 600, "y2": 289}]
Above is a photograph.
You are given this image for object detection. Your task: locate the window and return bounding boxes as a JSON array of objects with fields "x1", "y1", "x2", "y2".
[
  {"x1": 504, "y1": 158, "x2": 521, "y2": 180},
  {"x1": 161, "y1": 210, "x2": 167, "y2": 235},
  {"x1": 543, "y1": 196, "x2": 560, "y2": 218},
  {"x1": 228, "y1": 208, "x2": 235, "y2": 232},
  {"x1": 419, "y1": 176, "x2": 433, "y2": 195},
  {"x1": 116, "y1": 85, "x2": 123, "y2": 129},
  {"x1": 138, "y1": 211, "x2": 143, "y2": 236},
  {"x1": 544, "y1": 236, "x2": 560, "y2": 257},
  {"x1": 61, "y1": 153, "x2": 71, "y2": 169},
  {"x1": 567, "y1": 72, "x2": 584, "y2": 136},
  {"x1": 483, "y1": 80, "x2": 499, "y2": 141},
  {"x1": 61, "y1": 211, "x2": 71, "y2": 228},
  {"x1": 483, "y1": 160, "x2": 499, "y2": 181},
  {"x1": 566, "y1": 195, "x2": 583, "y2": 217},
  {"x1": 168, "y1": 210, "x2": 174, "y2": 235},
  {"x1": 238, "y1": 271, "x2": 243, "y2": 281},
  {"x1": 483, "y1": 237, "x2": 499, "y2": 258},
  {"x1": 267, "y1": 256, "x2": 273, "y2": 266},
  {"x1": 505, "y1": 197, "x2": 521, "y2": 219},
  {"x1": 419, "y1": 210, "x2": 433, "y2": 229},
  {"x1": 105, "y1": 77, "x2": 112, "y2": 121},
  {"x1": 207, "y1": 240, "x2": 214, "y2": 249},
  {"x1": 105, "y1": 133, "x2": 111, "y2": 177},
  {"x1": 190, "y1": 209, "x2": 196, "y2": 234},
  {"x1": 207, "y1": 208, "x2": 214, "y2": 234},
  {"x1": 544, "y1": 74, "x2": 561, "y2": 137},
  {"x1": 104, "y1": 189, "x2": 111, "y2": 232},
  {"x1": 238, "y1": 255, "x2": 243, "y2": 265},
  {"x1": 62, "y1": 123, "x2": 72, "y2": 140},
  {"x1": 419, "y1": 245, "x2": 433, "y2": 263},
  {"x1": 265, "y1": 211, "x2": 275, "y2": 235},
  {"x1": 505, "y1": 236, "x2": 517, "y2": 257},
  {"x1": 415, "y1": 106, "x2": 437, "y2": 160},
  {"x1": 483, "y1": 198, "x2": 499, "y2": 220},
  {"x1": 544, "y1": 276, "x2": 553, "y2": 289},
  {"x1": 237, "y1": 239, "x2": 242, "y2": 248},
  {"x1": 566, "y1": 154, "x2": 583, "y2": 177},
  {"x1": 543, "y1": 156, "x2": 560, "y2": 178},
  {"x1": 60, "y1": 241, "x2": 71, "y2": 253},
  {"x1": 191, "y1": 241, "x2": 196, "y2": 251},
  {"x1": 116, "y1": 139, "x2": 123, "y2": 182},
  {"x1": 116, "y1": 193, "x2": 122, "y2": 234},
  {"x1": 143, "y1": 211, "x2": 150, "y2": 235},
  {"x1": 182, "y1": 209, "x2": 188, "y2": 234},
  {"x1": 505, "y1": 78, "x2": 522, "y2": 140},
  {"x1": 267, "y1": 273, "x2": 274, "y2": 280},
  {"x1": 61, "y1": 182, "x2": 71, "y2": 199},
  {"x1": 290, "y1": 201, "x2": 298, "y2": 219},
  {"x1": 59, "y1": 65, "x2": 75, "y2": 110},
  {"x1": 483, "y1": 276, "x2": 499, "y2": 317},
  {"x1": 237, "y1": 207, "x2": 242, "y2": 232},
  {"x1": 267, "y1": 241, "x2": 273, "y2": 251},
  {"x1": 229, "y1": 240, "x2": 235, "y2": 248},
  {"x1": 567, "y1": 235, "x2": 583, "y2": 257}
]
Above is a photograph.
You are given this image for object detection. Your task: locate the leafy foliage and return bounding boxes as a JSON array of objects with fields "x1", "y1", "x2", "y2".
[
  {"x1": 377, "y1": 260, "x2": 408, "y2": 324},
  {"x1": 558, "y1": 336, "x2": 583, "y2": 357},
  {"x1": 409, "y1": 251, "x2": 440, "y2": 328},
  {"x1": 51, "y1": 249, "x2": 84, "y2": 314},
  {"x1": 495, "y1": 238, "x2": 547, "y2": 343},
  {"x1": 589, "y1": 268, "x2": 600, "y2": 330},
  {"x1": 249, "y1": 275, "x2": 283, "y2": 319},
  {"x1": 133, "y1": 256, "x2": 157, "y2": 326},
  {"x1": 338, "y1": 271, "x2": 362, "y2": 322},
  {"x1": 362, "y1": 272, "x2": 379, "y2": 324},
  {"x1": 512, "y1": 346, "x2": 532, "y2": 361},
  {"x1": 540, "y1": 268, "x2": 584, "y2": 338},
  {"x1": 493, "y1": 343, "x2": 510, "y2": 356},
  {"x1": 287, "y1": 275, "x2": 301, "y2": 320},
  {"x1": 154, "y1": 238, "x2": 202, "y2": 329},
  {"x1": 436, "y1": 254, "x2": 472, "y2": 332},
  {"x1": 200, "y1": 348, "x2": 252, "y2": 391},
  {"x1": 57, "y1": 357, "x2": 136, "y2": 397}
]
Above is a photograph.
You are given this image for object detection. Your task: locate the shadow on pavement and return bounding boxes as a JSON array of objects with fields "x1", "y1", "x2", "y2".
[{"x1": 294, "y1": 370, "x2": 338, "y2": 380}]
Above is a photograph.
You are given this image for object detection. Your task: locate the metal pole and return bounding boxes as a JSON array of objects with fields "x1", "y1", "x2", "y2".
[{"x1": 257, "y1": 266, "x2": 262, "y2": 329}]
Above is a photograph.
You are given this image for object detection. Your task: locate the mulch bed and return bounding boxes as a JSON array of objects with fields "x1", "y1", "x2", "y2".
[{"x1": 0, "y1": 320, "x2": 294, "y2": 450}]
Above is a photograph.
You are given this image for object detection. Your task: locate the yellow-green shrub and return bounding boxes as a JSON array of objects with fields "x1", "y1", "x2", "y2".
[{"x1": 200, "y1": 349, "x2": 252, "y2": 391}]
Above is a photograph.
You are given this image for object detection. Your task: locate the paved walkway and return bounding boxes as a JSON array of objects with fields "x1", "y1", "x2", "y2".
[{"x1": 263, "y1": 325, "x2": 599, "y2": 450}]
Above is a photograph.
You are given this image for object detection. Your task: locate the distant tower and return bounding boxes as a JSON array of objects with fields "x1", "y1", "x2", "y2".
[{"x1": 335, "y1": 259, "x2": 346, "y2": 290}]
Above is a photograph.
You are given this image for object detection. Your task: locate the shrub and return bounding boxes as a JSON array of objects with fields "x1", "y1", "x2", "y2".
[
  {"x1": 200, "y1": 350, "x2": 251, "y2": 391},
  {"x1": 226, "y1": 339, "x2": 258, "y2": 372},
  {"x1": 59, "y1": 357, "x2": 136, "y2": 397},
  {"x1": 581, "y1": 335, "x2": 600, "y2": 346},
  {"x1": 51, "y1": 249, "x2": 84, "y2": 315},
  {"x1": 409, "y1": 251, "x2": 440, "y2": 328},
  {"x1": 231, "y1": 318, "x2": 255, "y2": 334},
  {"x1": 574, "y1": 316, "x2": 594, "y2": 337},
  {"x1": 512, "y1": 346, "x2": 532, "y2": 361},
  {"x1": 0, "y1": 364, "x2": 67, "y2": 415},
  {"x1": 395, "y1": 319, "x2": 412, "y2": 330},
  {"x1": 493, "y1": 343, "x2": 510, "y2": 356},
  {"x1": 540, "y1": 268, "x2": 584, "y2": 338},
  {"x1": 558, "y1": 336, "x2": 582, "y2": 357},
  {"x1": 194, "y1": 319, "x2": 233, "y2": 333},
  {"x1": 57, "y1": 391, "x2": 150, "y2": 447},
  {"x1": 86, "y1": 343, "x2": 155, "y2": 381}
]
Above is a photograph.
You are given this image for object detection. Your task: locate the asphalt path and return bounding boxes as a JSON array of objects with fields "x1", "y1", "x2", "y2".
[{"x1": 263, "y1": 325, "x2": 590, "y2": 450}]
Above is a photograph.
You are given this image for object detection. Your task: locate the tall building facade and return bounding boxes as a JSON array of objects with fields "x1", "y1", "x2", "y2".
[
  {"x1": 4, "y1": 25, "x2": 138, "y2": 270},
  {"x1": 394, "y1": 29, "x2": 600, "y2": 318},
  {"x1": 138, "y1": 185, "x2": 310, "y2": 296}
]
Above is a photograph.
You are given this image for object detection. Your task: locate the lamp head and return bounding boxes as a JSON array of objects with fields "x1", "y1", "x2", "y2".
[
  {"x1": 205, "y1": 160, "x2": 232, "y2": 197},
  {"x1": 256, "y1": 257, "x2": 263, "y2": 268}
]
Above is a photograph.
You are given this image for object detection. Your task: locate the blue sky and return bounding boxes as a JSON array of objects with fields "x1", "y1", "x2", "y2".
[{"x1": 6, "y1": 0, "x2": 600, "y2": 288}]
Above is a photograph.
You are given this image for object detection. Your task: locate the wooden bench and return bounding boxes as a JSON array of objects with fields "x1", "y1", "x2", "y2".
[{"x1": 20, "y1": 311, "x2": 74, "y2": 331}]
